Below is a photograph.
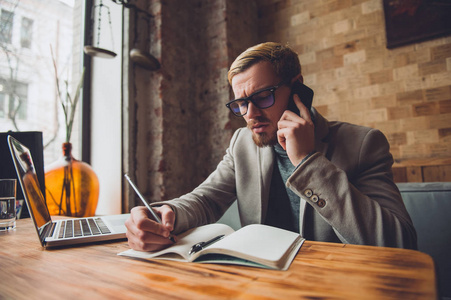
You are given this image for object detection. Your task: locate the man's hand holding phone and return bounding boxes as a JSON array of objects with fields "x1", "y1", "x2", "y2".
[
  {"x1": 125, "y1": 205, "x2": 176, "y2": 252},
  {"x1": 277, "y1": 94, "x2": 315, "y2": 166}
]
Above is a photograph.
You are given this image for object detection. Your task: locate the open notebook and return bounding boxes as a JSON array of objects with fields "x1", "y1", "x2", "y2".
[
  {"x1": 8, "y1": 135, "x2": 129, "y2": 248},
  {"x1": 119, "y1": 223, "x2": 305, "y2": 270}
]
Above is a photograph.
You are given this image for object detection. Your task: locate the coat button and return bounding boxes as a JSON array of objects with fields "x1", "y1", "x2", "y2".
[
  {"x1": 311, "y1": 195, "x2": 319, "y2": 203},
  {"x1": 317, "y1": 199, "x2": 326, "y2": 208},
  {"x1": 304, "y1": 189, "x2": 313, "y2": 198}
]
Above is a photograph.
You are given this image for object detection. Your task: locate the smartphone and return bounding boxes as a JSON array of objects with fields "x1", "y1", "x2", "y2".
[{"x1": 287, "y1": 81, "x2": 314, "y2": 115}]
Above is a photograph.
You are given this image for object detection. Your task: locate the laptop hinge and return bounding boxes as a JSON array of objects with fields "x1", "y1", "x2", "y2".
[{"x1": 40, "y1": 221, "x2": 55, "y2": 245}]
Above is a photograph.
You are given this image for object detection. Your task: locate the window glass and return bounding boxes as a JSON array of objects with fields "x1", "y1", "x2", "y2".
[
  {"x1": 0, "y1": 0, "x2": 83, "y2": 164},
  {"x1": 20, "y1": 17, "x2": 33, "y2": 49},
  {"x1": 0, "y1": 92, "x2": 5, "y2": 117},
  {"x1": 0, "y1": 9, "x2": 14, "y2": 44},
  {"x1": 0, "y1": 78, "x2": 28, "y2": 120}
]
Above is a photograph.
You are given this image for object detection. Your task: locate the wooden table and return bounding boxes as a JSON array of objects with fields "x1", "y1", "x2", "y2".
[{"x1": 0, "y1": 219, "x2": 437, "y2": 299}]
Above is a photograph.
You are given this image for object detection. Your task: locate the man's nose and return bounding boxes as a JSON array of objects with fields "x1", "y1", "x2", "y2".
[{"x1": 246, "y1": 102, "x2": 261, "y2": 118}]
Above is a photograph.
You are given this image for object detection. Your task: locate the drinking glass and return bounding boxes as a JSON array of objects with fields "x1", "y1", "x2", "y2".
[{"x1": 0, "y1": 179, "x2": 17, "y2": 231}]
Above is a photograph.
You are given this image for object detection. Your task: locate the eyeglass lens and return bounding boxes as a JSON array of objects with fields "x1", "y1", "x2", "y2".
[{"x1": 229, "y1": 89, "x2": 274, "y2": 116}]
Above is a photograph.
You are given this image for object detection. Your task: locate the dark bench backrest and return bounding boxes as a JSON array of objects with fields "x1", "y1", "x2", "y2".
[{"x1": 398, "y1": 182, "x2": 451, "y2": 300}]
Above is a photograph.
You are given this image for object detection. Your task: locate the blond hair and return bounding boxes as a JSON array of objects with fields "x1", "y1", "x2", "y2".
[{"x1": 228, "y1": 42, "x2": 301, "y2": 84}]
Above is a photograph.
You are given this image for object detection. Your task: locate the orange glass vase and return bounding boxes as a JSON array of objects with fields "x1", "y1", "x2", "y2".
[{"x1": 45, "y1": 143, "x2": 99, "y2": 217}]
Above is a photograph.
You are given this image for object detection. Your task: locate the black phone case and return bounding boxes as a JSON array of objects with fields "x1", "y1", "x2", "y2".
[{"x1": 287, "y1": 81, "x2": 314, "y2": 115}]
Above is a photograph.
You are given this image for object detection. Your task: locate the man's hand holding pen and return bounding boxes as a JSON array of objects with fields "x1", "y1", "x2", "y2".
[{"x1": 125, "y1": 205, "x2": 176, "y2": 252}]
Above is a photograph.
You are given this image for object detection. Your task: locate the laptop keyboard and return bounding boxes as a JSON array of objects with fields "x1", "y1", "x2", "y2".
[{"x1": 57, "y1": 218, "x2": 111, "y2": 239}]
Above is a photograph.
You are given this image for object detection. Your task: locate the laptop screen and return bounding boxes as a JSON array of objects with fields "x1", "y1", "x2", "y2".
[{"x1": 8, "y1": 136, "x2": 52, "y2": 233}]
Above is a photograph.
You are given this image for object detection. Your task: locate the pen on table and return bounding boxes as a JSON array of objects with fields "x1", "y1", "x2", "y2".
[
  {"x1": 124, "y1": 174, "x2": 176, "y2": 243},
  {"x1": 189, "y1": 234, "x2": 225, "y2": 255}
]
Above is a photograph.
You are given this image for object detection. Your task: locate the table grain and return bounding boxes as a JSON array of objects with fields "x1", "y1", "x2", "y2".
[{"x1": 0, "y1": 219, "x2": 437, "y2": 299}]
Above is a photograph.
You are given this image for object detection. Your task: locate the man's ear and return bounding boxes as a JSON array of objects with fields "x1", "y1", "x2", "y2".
[{"x1": 290, "y1": 74, "x2": 303, "y2": 84}]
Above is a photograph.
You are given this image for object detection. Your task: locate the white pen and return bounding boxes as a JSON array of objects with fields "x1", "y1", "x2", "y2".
[{"x1": 124, "y1": 174, "x2": 176, "y2": 243}]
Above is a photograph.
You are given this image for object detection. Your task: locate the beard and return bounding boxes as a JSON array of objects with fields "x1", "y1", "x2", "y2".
[{"x1": 247, "y1": 117, "x2": 278, "y2": 147}]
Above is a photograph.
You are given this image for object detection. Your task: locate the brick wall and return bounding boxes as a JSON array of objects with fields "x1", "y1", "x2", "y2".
[
  {"x1": 126, "y1": 0, "x2": 253, "y2": 207},
  {"x1": 126, "y1": 0, "x2": 451, "y2": 209},
  {"x1": 257, "y1": 0, "x2": 451, "y2": 182}
]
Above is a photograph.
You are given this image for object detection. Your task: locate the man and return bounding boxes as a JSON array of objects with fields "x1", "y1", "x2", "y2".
[{"x1": 126, "y1": 42, "x2": 417, "y2": 251}]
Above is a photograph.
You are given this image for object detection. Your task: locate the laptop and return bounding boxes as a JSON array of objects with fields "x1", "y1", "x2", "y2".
[{"x1": 8, "y1": 135, "x2": 129, "y2": 248}]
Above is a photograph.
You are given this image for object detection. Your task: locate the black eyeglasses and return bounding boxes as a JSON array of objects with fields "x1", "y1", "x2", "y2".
[{"x1": 226, "y1": 80, "x2": 287, "y2": 117}]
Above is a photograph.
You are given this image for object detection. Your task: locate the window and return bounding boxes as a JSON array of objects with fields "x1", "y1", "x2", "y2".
[
  {"x1": 0, "y1": 78, "x2": 28, "y2": 120},
  {"x1": 0, "y1": 0, "x2": 83, "y2": 164},
  {"x1": 0, "y1": 91, "x2": 5, "y2": 117},
  {"x1": 20, "y1": 17, "x2": 33, "y2": 48},
  {"x1": 1, "y1": 0, "x2": 123, "y2": 215},
  {"x1": 0, "y1": 9, "x2": 14, "y2": 44}
]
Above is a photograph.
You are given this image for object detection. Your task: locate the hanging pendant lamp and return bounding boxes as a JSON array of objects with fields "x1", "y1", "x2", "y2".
[
  {"x1": 129, "y1": 10, "x2": 160, "y2": 71},
  {"x1": 84, "y1": 0, "x2": 117, "y2": 59}
]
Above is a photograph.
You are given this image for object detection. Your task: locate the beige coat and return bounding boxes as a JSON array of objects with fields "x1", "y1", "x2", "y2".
[{"x1": 162, "y1": 108, "x2": 417, "y2": 249}]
